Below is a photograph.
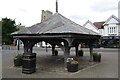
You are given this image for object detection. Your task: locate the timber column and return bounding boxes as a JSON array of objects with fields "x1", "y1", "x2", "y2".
[
  {"x1": 63, "y1": 43, "x2": 70, "y2": 69},
  {"x1": 89, "y1": 40, "x2": 93, "y2": 61},
  {"x1": 63, "y1": 38, "x2": 73, "y2": 69},
  {"x1": 75, "y1": 44, "x2": 79, "y2": 57},
  {"x1": 21, "y1": 39, "x2": 37, "y2": 74},
  {"x1": 51, "y1": 44, "x2": 55, "y2": 56}
]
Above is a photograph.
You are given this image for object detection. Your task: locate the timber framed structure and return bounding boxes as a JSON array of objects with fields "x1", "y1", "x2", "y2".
[{"x1": 12, "y1": 13, "x2": 101, "y2": 73}]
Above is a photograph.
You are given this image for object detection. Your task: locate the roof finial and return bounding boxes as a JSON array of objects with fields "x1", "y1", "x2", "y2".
[{"x1": 56, "y1": 0, "x2": 58, "y2": 13}]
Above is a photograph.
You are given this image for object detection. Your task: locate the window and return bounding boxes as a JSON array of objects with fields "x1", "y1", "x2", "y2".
[
  {"x1": 111, "y1": 27, "x2": 113, "y2": 33},
  {"x1": 109, "y1": 27, "x2": 110, "y2": 33},
  {"x1": 108, "y1": 24, "x2": 117, "y2": 35},
  {"x1": 110, "y1": 27, "x2": 112, "y2": 33},
  {"x1": 113, "y1": 27, "x2": 115, "y2": 33},
  {"x1": 114, "y1": 27, "x2": 116, "y2": 33},
  {"x1": 99, "y1": 29, "x2": 103, "y2": 35}
]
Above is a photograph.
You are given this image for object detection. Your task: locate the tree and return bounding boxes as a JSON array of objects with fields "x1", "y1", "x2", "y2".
[{"x1": 2, "y1": 17, "x2": 19, "y2": 45}]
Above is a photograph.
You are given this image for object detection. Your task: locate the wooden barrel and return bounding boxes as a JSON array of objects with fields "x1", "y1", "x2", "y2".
[{"x1": 22, "y1": 53, "x2": 36, "y2": 74}]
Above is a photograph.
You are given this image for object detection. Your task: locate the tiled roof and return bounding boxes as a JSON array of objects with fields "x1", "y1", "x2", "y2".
[
  {"x1": 93, "y1": 22, "x2": 105, "y2": 29},
  {"x1": 12, "y1": 13, "x2": 99, "y2": 35}
]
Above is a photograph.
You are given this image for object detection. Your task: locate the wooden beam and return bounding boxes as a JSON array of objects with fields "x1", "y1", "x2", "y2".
[
  {"x1": 13, "y1": 33, "x2": 100, "y2": 40},
  {"x1": 21, "y1": 39, "x2": 37, "y2": 54}
]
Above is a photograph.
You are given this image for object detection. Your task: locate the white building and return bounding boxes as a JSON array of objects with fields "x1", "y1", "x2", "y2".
[
  {"x1": 83, "y1": 20, "x2": 104, "y2": 47},
  {"x1": 83, "y1": 20, "x2": 99, "y2": 33},
  {"x1": 93, "y1": 22, "x2": 105, "y2": 36},
  {"x1": 103, "y1": 15, "x2": 120, "y2": 37},
  {"x1": 83, "y1": 15, "x2": 120, "y2": 47}
]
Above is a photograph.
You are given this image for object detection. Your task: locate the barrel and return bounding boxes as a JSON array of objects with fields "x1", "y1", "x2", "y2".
[{"x1": 22, "y1": 53, "x2": 36, "y2": 74}]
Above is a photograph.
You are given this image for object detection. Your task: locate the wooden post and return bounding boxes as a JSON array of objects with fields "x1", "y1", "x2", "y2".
[
  {"x1": 20, "y1": 39, "x2": 37, "y2": 74},
  {"x1": 75, "y1": 45, "x2": 78, "y2": 57},
  {"x1": 52, "y1": 44, "x2": 55, "y2": 56},
  {"x1": 64, "y1": 46, "x2": 70, "y2": 69},
  {"x1": 63, "y1": 40, "x2": 71, "y2": 69},
  {"x1": 22, "y1": 40, "x2": 34, "y2": 54},
  {"x1": 45, "y1": 42, "x2": 48, "y2": 52},
  {"x1": 89, "y1": 41, "x2": 93, "y2": 61},
  {"x1": 30, "y1": 47, "x2": 33, "y2": 53},
  {"x1": 17, "y1": 39, "x2": 20, "y2": 51},
  {"x1": 119, "y1": 39, "x2": 120, "y2": 47},
  {"x1": 24, "y1": 43, "x2": 28, "y2": 53}
]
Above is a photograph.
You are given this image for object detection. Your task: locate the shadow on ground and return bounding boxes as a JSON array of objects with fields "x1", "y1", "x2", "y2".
[{"x1": 36, "y1": 55, "x2": 97, "y2": 73}]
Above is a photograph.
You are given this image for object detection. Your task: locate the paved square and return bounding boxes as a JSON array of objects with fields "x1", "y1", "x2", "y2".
[{"x1": 2, "y1": 46, "x2": 118, "y2": 78}]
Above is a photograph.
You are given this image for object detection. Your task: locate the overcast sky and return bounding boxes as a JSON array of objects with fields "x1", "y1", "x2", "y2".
[{"x1": 0, "y1": 0, "x2": 119, "y2": 27}]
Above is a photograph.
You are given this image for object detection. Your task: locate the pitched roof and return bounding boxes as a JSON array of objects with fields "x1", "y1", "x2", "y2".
[
  {"x1": 83, "y1": 20, "x2": 98, "y2": 30},
  {"x1": 103, "y1": 15, "x2": 120, "y2": 25},
  {"x1": 12, "y1": 13, "x2": 99, "y2": 36},
  {"x1": 93, "y1": 22, "x2": 105, "y2": 29}
]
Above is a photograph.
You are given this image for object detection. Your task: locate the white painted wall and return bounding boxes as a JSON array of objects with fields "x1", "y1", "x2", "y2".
[
  {"x1": 98, "y1": 29, "x2": 104, "y2": 36},
  {"x1": 104, "y1": 24, "x2": 119, "y2": 36},
  {"x1": 118, "y1": 25, "x2": 120, "y2": 36},
  {"x1": 101, "y1": 16, "x2": 120, "y2": 37},
  {"x1": 105, "y1": 18, "x2": 118, "y2": 24},
  {"x1": 84, "y1": 23, "x2": 98, "y2": 33},
  {"x1": 104, "y1": 25, "x2": 108, "y2": 36}
]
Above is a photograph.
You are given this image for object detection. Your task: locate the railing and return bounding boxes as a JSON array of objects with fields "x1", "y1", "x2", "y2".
[{"x1": 2, "y1": 45, "x2": 20, "y2": 50}]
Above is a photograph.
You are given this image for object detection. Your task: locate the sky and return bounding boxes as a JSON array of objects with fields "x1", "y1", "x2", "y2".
[{"x1": 0, "y1": 0, "x2": 119, "y2": 27}]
